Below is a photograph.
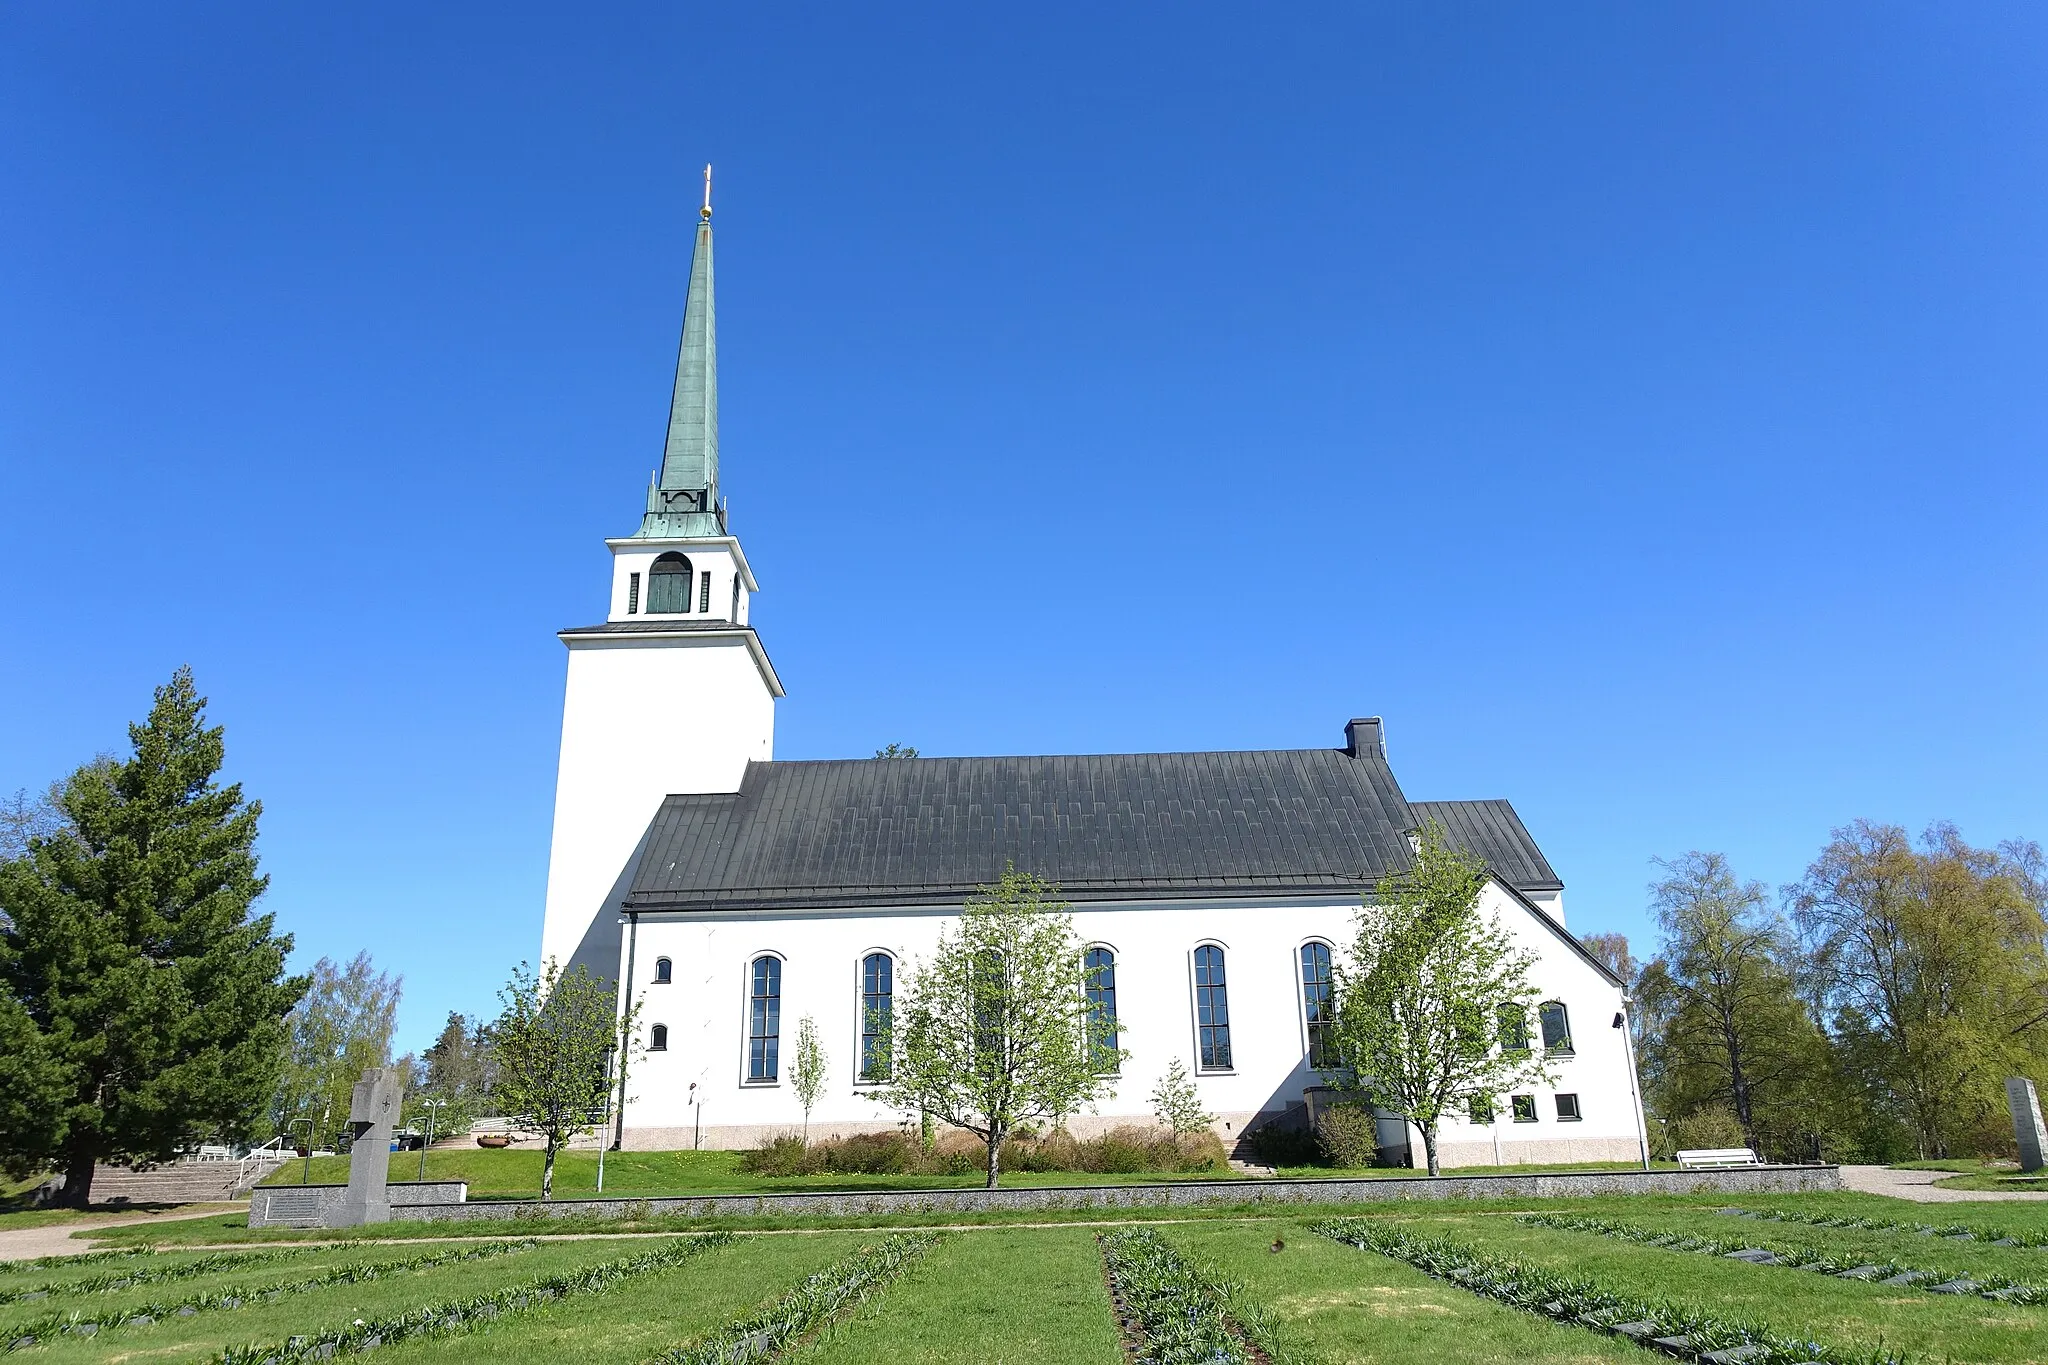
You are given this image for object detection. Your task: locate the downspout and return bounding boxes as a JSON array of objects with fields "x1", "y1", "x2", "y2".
[
  {"x1": 1619, "y1": 995, "x2": 1650, "y2": 1170},
  {"x1": 614, "y1": 912, "x2": 639, "y2": 1152}
]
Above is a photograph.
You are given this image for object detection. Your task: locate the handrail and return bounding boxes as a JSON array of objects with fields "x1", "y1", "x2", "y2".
[{"x1": 234, "y1": 1134, "x2": 290, "y2": 1188}]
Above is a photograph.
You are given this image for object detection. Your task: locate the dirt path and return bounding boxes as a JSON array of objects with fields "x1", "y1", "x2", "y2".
[
  {"x1": 1839, "y1": 1164, "x2": 2048, "y2": 1203},
  {"x1": 0, "y1": 1205, "x2": 245, "y2": 1263}
]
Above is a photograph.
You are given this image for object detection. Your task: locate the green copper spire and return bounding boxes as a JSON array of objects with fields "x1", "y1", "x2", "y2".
[{"x1": 636, "y1": 165, "x2": 723, "y2": 538}]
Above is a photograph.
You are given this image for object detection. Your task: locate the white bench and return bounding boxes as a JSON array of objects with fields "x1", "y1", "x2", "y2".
[{"x1": 1677, "y1": 1147, "x2": 1761, "y2": 1169}]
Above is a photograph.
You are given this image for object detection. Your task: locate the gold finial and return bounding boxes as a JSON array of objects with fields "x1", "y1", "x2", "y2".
[{"x1": 701, "y1": 163, "x2": 713, "y2": 220}]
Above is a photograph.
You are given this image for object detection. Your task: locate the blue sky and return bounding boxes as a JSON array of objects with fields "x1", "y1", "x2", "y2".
[{"x1": 3, "y1": 4, "x2": 2043, "y2": 1054}]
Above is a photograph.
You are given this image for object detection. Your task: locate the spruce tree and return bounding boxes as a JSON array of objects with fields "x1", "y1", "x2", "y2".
[{"x1": 0, "y1": 667, "x2": 306, "y2": 1206}]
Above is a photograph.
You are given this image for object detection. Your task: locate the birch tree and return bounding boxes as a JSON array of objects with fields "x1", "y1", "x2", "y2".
[
  {"x1": 878, "y1": 868, "x2": 1123, "y2": 1188},
  {"x1": 1323, "y1": 822, "x2": 1550, "y2": 1175},
  {"x1": 491, "y1": 960, "x2": 639, "y2": 1200}
]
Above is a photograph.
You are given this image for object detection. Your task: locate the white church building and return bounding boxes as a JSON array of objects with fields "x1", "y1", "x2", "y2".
[{"x1": 539, "y1": 188, "x2": 1647, "y2": 1168}]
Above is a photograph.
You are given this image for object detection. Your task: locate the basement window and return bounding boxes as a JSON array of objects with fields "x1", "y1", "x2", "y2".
[
  {"x1": 1555, "y1": 1093, "x2": 1581, "y2": 1122},
  {"x1": 1510, "y1": 1094, "x2": 1537, "y2": 1123}
]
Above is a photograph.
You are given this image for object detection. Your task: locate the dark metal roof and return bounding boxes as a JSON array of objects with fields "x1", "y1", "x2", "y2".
[
  {"x1": 626, "y1": 745, "x2": 1425, "y2": 912},
  {"x1": 1410, "y1": 799, "x2": 1564, "y2": 893}
]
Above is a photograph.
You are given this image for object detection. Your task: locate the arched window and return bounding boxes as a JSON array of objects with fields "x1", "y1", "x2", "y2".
[
  {"x1": 1497, "y1": 1003, "x2": 1532, "y2": 1055},
  {"x1": 859, "y1": 952, "x2": 893, "y2": 1082},
  {"x1": 747, "y1": 956, "x2": 782, "y2": 1082},
  {"x1": 647, "y1": 552, "x2": 693, "y2": 613},
  {"x1": 1299, "y1": 942, "x2": 1335, "y2": 1069},
  {"x1": 653, "y1": 957, "x2": 672, "y2": 985},
  {"x1": 1084, "y1": 947, "x2": 1119, "y2": 1072},
  {"x1": 1192, "y1": 945, "x2": 1233, "y2": 1071},
  {"x1": 649, "y1": 1023, "x2": 668, "y2": 1052},
  {"x1": 1539, "y1": 1001, "x2": 1573, "y2": 1055}
]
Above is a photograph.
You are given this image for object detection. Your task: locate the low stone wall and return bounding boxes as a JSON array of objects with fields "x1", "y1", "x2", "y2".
[
  {"x1": 249, "y1": 1181, "x2": 469, "y2": 1229},
  {"x1": 338, "y1": 1165, "x2": 1839, "y2": 1226}
]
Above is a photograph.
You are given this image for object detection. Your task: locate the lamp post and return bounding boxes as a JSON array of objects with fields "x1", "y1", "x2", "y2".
[
  {"x1": 417, "y1": 1099, "x2": 448, "y2": 1183},
  {"x1": 288, "y1": 1119, "x2": 315, "y2": 1185}
]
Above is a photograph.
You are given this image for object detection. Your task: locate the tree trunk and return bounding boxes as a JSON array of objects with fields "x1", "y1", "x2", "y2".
[
  {"x1": 541, "y1": 1135, "x2": 557, "y2": 1201},
  {"x1": 56, "y1": 1141, "x2": 98, "y2": 1210},
  {"x1": 984, "y1": 1128, "x2": 1005, "y2": 1190},
  {"x1": 1421, "y1": 1123, "x2": 1441, "y2": 1177}
]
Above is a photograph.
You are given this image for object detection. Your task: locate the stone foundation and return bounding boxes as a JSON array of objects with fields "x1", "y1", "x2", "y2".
[{"x1": 249, "y1": 1181, "x2": 469, "y2": 1229}]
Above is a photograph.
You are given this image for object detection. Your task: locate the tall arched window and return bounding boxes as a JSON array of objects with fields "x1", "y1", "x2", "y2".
[
  {"x1": 647, "y1": 552, "x2": 693, "y2": 613},
  {"x1": 1539, "y1": 1001, "x2": 1573, "y2": 1054},
  {"x1": 859, "y1": 952, "x2": 893, "y2": 1082},
  {"x1": 1299, "y1": 942, "x2": 1335, "y2": 1069},
  {"x1": 747, "y1": 956, "x2": 782, "y2": 1082},
  {"x1": 1192, "y1": 945, "x2": 1233, "y2": 1071},
  {"x1": 1084, "y1": 947, "x2": 1119, "y2": 1072},
  {"x1": 1497, "y1": 1003, "x2": 1532, "y2": 1056},
  {"x1": 653, "y1": 957, "x2": 672, "y2": 985},
  {"x1": 649, "y1": 1023, "x2": 668, "y2": 1051}
]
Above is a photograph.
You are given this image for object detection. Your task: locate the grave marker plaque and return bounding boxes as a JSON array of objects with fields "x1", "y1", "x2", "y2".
[
  {"x1": 333, "y1": 1066, "x2": 405, "y2": 1226},
  {"x1": 2008, "y1": 1076, "x2": 2046, "y2": 1173}
]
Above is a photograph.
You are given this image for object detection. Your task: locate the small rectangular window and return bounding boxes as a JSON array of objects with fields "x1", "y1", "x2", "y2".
[
  {"x1": 1555, "y1": 1093, "x2": 1581, "y2": 1121},
  {"x1": 627, "y1": 573, "x2": 640, "y2": 615},
  {"x1": 1467, "y1": 1093, "x2": 1496, "y2": 1124},
  {"x1": 698, "y1": 571, "x2": 711, "y2": 613},
  {"x1": 1510, "y1": 1094, "x2": 1537, "y2": 1123}
]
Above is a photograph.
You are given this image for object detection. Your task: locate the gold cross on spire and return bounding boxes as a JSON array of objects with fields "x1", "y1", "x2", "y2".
[{"x1": 701, "y1": 163, "x2": 713, "y2": 221}]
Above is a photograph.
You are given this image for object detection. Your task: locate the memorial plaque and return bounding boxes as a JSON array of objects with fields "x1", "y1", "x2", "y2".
[
  {"x1": 333, "y1": 1066, "x2": 405, "y2": 1226},
  {"x1": 2008, "y1": 1077, "x2": 2046, "y2": 1173}
]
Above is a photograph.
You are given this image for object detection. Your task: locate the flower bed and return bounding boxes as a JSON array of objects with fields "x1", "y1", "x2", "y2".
[
  {"x1": 1523, "y1": 1212, "x2": 2047, "y2": 1305},
  {"x1": 0, "y1": 1248, "x2": 309, "y2": 1306},
  {"x1": 644, "y1": 1232, "x2": 938, "y2": 1364},
  {"x1": 1096, "y1": 1227, "x2": 1297, "y2": 1365},
  {"x1": 0, "y1": 1249, "x2": 145, "y2": 1276},
  {"x1": 4, "y1": 1238, "x2": 547, "y2": 1352},
  {"x1": 1312, "y1": 1218, "x2": 1904, "y2": 1365},
  {"x1": 1718, "y1": 1206, "x2": 2047, "y2": 1249},
  {"x1": 210, "y1": 1235, "x2": 733, "y2": 1364}
]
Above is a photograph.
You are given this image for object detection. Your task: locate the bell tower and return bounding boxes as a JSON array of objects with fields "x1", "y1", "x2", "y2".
[{"x1": 539, "y1": 168, "x2": 783, "y2": 978}]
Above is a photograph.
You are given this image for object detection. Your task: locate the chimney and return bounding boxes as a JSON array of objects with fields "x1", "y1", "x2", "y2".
[{"x1": 1344, "y1": 717, "x2": 1385, "y2": 759}]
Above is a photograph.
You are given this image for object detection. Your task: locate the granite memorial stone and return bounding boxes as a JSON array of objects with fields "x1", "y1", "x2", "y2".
[
  {"x1": 2008, "y1": 1076, "x2": 2046, "y2": 1173},
  {"x1": 333, "y1": 1066, "x2": 405, "y2": 1226}
]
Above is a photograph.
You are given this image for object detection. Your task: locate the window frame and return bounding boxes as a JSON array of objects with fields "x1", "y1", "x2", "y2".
[
  {"x1": 1510, "y1": 1093, "x2": 1538, "y2": 1123},
  {"x1": 1497, "y1": 1002, "x2": 1533, "y2": 1057},
  {"x1": 1083, "y1": 943, "x2": 1120, "y2": 1075},
  {"x1": 698, "y1": 570, "x2": 712, "y2": 614},
  {"x1": 1467, "y1": 1092, "x2": 1497, "y2": 1125},
  {"x1": 1188, "y1": 942, "x2": 1235, "y2": 1074},
  {"x1": 627, "y1": 572, "x2": 641, "y2": 615},
  {"x1": 648, "y1": 1022, "x2": 668, "y2": 1052},
  {"x1": 1538, "y1": 1000, "x2": 1574, "y2": 1056},
  {"x1": 1554, "y1": 1092, "x2": 1582, "y2": 1122},
  {"x1": 1297, "y1": 939, "x2": 1337, "y2": 1071},
  {"x1": 742, "y1": 952, "x2": 784, "y2": 1086},
  {"x1": 855, "y1": 949, "x2": 894, "y2": 1086},
  {"x1": 652, "y1": 956, "x2": 672, "y2": 985}
]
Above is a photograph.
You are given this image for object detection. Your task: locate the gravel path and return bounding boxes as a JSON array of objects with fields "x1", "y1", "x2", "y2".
[
  {"x1": 1839, "y1": 1164, "x2": 2048, "y2": 1203},
  {"x1": 0, "y1": 1204, "x2": 245, "y2": 1262}
]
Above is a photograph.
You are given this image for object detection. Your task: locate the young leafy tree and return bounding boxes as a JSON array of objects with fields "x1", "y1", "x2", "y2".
[
  {"x1": 490, "y1": 960, "x2": 639, "y2": 1200},
  {"x1": 790, "y1": 1015, "x2": 827, "y2": 1139},
  {"x1": 878, "y1": 868, "x2": 1124, "y2": 1188},
  {"x1": 873, "y1": 744, "x2": 920, "y2": 759},
  {"x1": 1791, "y1": 821, "x2": 2048, "y2": 1158},
  {"x1": 1148, "y1": 1059, "x2": 1212, "y2": 1138},
  {"x1": 1323, "y1": 821, "x2": 1550, "y2": 1176},
  {"x1": 1635, "y1": 851, "x2": 1823, "y2": 1158},
  {"x1": 272, "y1": 952, "x2": 403, "y2": 1146},
  {"x1": 0, "y1": 668, "x2": 305, "y2": 1205}
]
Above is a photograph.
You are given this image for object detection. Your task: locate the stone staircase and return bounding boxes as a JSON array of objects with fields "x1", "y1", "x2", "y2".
[{"x1": 85, "y1": 1156, "x2": 285, "y2": 1206}]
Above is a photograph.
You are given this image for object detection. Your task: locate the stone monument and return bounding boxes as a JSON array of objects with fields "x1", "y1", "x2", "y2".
[
  {"x1": 333, "y1": 1065, "x2": 405, "y2": 1226},
  {"x1": 2008, "y1": 1076, "x2": 2046, "y2": 1174}
]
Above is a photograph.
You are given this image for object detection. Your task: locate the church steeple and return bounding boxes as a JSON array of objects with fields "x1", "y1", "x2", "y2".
[{"x1": 637, "y1": 165, "x2": 723, "y2": 538}]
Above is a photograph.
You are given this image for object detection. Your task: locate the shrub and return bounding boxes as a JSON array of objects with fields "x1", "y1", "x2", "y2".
[
  {"x1": 1669, "y1": 1106, "x2": 1746, "y2": 1153},
  {"x1": 1313, "y1": 1101, "x2": 1380, "y2": 1168},
  {"x1": 1241, "y1": 1118, "x2": 1321, "y2": 1168},
  {"x1": 737, "y1": 1124, "x2": 1225, "y2": 1180}
]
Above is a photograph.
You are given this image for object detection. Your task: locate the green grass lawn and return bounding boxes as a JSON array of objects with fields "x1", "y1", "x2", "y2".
[
  {"x1": 259, "y1": 1146, "x2": 1261, "y2": 1199},
  {"x1": 16, "y1": 1190, "x2": 2044, "y2": 1363}
]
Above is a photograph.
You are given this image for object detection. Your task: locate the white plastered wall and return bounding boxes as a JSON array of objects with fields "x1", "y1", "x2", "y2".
[
  {"x1": 539, "y1": 632, "x2": 775, "y2": 978},
  {"x1": 613, "y1": 882, "x2": 1642, "y2": 1165}
]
